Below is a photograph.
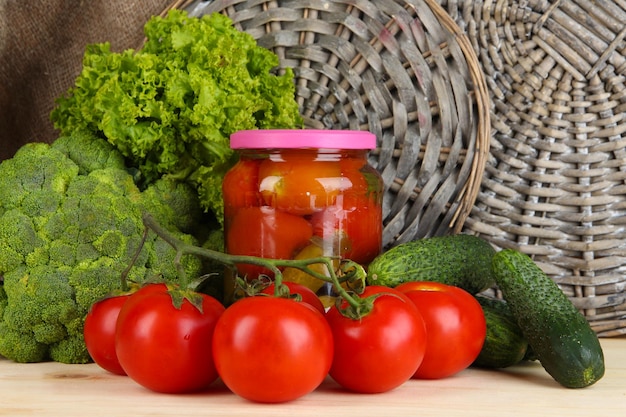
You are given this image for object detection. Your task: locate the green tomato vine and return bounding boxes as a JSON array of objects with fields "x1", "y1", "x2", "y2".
[{"x1": 129, "y1": 213, "x2": 377, "y2": 318}]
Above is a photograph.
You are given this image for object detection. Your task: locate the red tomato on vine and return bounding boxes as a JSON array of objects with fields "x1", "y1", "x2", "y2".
[
  {"x1": 260, "y1": 281, "x2": 326, "y2": 315},
  {"x1": 212, "y1": 296, "x2": 333, "y2": 403},
  {"x1": 115, "y1": 283, "x2": 226, "y2": 393},
  {"x1": 84, "y1": 294, "x2": 129, "y2": 375},
  {"x1": 325, "y1": 285, "x2": 428, "y2": 393},
  {"x1": 396, "y1": 281, "x2": 487, "y2": 379}
]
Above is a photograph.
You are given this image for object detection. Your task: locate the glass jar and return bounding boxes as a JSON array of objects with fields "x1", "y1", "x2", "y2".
[{"x1": 222, "y1": 129, "x2": 383, "y2": 296}]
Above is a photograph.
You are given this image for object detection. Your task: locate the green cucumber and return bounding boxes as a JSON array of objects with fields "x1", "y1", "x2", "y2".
[
  {"x1": 492, "y1": 249, "x2": 605, "y2": 388},
  {"x1": 366, "y1": 234, "x2": 496, "y2": 294},
  {"x1": 473, "y1": 296, "x2": 528, "y2": 369}
]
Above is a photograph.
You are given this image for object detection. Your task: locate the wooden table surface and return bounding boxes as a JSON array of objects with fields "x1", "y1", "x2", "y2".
[{"x1": 0, "y1": 338, "x2": 624, "y2": 417}]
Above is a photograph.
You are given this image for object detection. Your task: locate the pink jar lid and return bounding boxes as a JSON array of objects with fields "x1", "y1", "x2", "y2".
[{"x1": 230, "y1": 129, "x2": 377, "y2": 150}]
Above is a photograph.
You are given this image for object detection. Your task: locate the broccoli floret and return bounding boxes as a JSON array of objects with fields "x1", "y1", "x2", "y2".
[
  {"x1": 51, "y1": 129, "x2": 126, "y2": 174},
  {"x1": 49, "y1": 334, "x2": 90, "y2": 364},
  {"x1": 0, "y1": 323, "x2": 48, "y2": 363},
  {"x1": 204, "y1": 229, "x2": 225, "y2": 253},
  {"x1": 139, "y1": 177, "x2": 205, "y2": 235},
  {"x1": 0, "y1": 130, "x2": 206, "y2": 363},
  {"x1": 0, "y1": 143, "x2": 77, "y2": 215},
  {"x1": 0, "y1": 209, "x2": 46, "y2": 271},
  {"x1": 0, "y1": 266, "x2": 79, "y2": 362}
]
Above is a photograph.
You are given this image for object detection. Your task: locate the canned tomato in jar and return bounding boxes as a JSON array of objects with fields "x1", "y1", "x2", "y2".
[{"x1": 222, "y1": 129, "x2": 383, "y2": 289}]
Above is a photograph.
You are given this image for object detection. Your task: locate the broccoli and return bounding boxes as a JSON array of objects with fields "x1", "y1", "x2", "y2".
[
  {"x1": 0, "y1": 284, "x2": 6, "y2": 320},
  {"x1": 0, "y1": 131, "x2": 207, "y2": 364},
  {"x1": 51, "y1": 130, "x2": 127, "y2": 174}
]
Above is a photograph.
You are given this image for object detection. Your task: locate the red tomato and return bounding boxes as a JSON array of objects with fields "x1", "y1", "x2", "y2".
[
  {"x1": 222, "y1": 158, "x2": 262, "y2": 220},
  {"x1": 84, "y1": 295, "x2": 129, "y2": 375},
  {"x1": 260, "y1": 281, "x2": 326, "y2": 315},
  {"x1": 115, "y1": 283, "x2": 226, "y2": 393},
  {"x1": 396, "y1": 282, "x2": 486, "y2": 379},
  {"x1": 338, "y1": 156, "x2": 371, "y2": 194},
  {"x1": 258, "y1": 153, "x2": 345, "y2": 215},
  {"x1": 311, "y1": 157, "x2": 382, "y2": 264},
  {"x1": 311, "y1": 193, "x2": 382, "y2": 264},
  {"x1": 225, "y1": 206, "x2": 313, "y2": 279},
  {"x1": 325, "y1": 285, "x2": 427, "y2": 393},
  {"x1": 212, "y1": 296, "x2": 334, "y2": 403}
]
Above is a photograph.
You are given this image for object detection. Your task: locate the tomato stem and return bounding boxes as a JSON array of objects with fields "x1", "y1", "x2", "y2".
[
  {"x1": 138, "y1": 213, "x2": 373, "y2": 319},
  {"x1": 119, "y1": 224, "x2": 151, "y2": 292},
  {"x1": 141, "y1": 213, "x2": 368, "y2": 310}
]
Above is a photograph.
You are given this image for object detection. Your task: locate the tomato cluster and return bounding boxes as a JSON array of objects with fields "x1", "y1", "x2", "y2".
[
  {"x1": 83, "y1": 280, "x2": 485, "y2": 403},
  {"x1": 223, "y1": 150, "x2": 383, "y2": 281}
]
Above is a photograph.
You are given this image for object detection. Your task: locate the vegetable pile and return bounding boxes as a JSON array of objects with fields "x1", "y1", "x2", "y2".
[
  {"x1": 0, "y1": 9, "x2": 303, "y2": 364},
  {"x1": 0, "y1": 6, "x2": 606, "y2": 406},
  {"x1": 84, "y1": 216, "x2": 479, "y2": 400},
  {"x1": 79, "y1": 225, "x2": 604, "y2": 403}
]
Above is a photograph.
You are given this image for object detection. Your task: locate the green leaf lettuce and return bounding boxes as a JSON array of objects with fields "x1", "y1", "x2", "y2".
[{"x1": 51, "y1": 10, "x2": 302, "y2": 224}]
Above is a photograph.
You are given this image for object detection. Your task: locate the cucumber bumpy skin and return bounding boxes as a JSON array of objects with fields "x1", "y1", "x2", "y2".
[
  {"x1": 492, "y1": 249, "x2": 605, "y2": 388},
  {"x1": 366, "y1": 234, "x2": 497, "y2": 294}
]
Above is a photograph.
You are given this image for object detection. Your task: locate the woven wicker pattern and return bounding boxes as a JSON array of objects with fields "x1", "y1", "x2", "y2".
[
  {"x1": 170, "y1": 0, "x2": 491, "y2": 248},
  {"x1": 435, "y1": 0, "x2": 626, "y2": 336}
]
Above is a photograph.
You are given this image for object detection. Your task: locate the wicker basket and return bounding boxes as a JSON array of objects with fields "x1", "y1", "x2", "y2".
[
  {"x1": 433, "y1": 0, "x2": 626, "y2": 336},
  {"x1": 163, "y1": 0, "x2": 491, "y2": 248}
]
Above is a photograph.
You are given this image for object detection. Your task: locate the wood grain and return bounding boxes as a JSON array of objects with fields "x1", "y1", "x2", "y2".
[{"x1": 0, "y1": 338, "x2": 623, "y2": 416}]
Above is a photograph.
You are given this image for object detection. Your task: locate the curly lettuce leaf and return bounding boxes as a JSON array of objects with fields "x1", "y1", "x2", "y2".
[{"x1": 51, "y1": 10, "x2": 302, "y2": 224}]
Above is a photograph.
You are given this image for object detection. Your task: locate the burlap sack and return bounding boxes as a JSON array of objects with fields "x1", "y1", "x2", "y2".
[{"x1": 0, "y1": 0, "x2": 172, "y2": 160}]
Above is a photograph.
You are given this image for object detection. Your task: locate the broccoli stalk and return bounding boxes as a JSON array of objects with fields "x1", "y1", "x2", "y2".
[{"x1": 0, "y1": 130, "x2": 207, "y2": 363}]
